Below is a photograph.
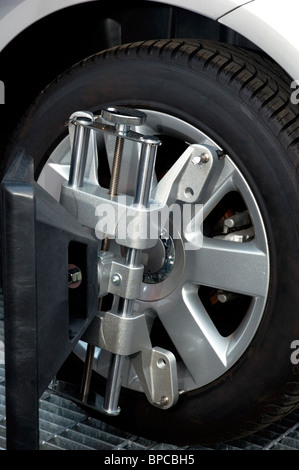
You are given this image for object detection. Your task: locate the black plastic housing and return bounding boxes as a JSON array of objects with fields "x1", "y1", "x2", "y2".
[{"x1": 1, "y1": 152, "x2": 98, "y2": 449}]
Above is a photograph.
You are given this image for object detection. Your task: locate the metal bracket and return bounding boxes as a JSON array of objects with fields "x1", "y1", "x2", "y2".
[
  {"x1": 97, "y1": 251, "x2": 144, "y2": 299},
  {"x1": 61, "y1": 115, "x2": 218, "y2": 252},
  {"x1": 82, "y1": 311, "x2": 179, "y2": 409},
  {"x1": 60, "y1": 184, "x2": 164, "y2": 250},
  {"x1": 153, "y1": 143, "x2": 217, "y2": 205}
]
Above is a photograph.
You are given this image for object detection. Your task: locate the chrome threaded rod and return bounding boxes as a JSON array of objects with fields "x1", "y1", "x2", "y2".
[{"x1": 108, "y1": 135, "x2": 124, "y2": 197}]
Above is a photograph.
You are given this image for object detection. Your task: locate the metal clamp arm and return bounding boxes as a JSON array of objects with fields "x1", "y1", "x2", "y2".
[{"x1": 82, "y1": 311, "x2": 179, "y2": 409}]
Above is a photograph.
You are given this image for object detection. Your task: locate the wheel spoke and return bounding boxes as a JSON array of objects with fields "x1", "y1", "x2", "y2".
[
  {"x1": 184, "y1": 237, "x2": 268, "y2": 297},
  {"x1": 199, "y1": 156, "x2": 237, "y2": 218},
  {"x1": 158, "y1": 285, "x2": 230, "y2": 385}
]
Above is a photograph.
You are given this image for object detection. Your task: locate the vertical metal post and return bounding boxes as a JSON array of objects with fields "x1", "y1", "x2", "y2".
[
  {"x1": 102, "y1": 136, "x2": 160, "y2": 415},
  {"x1": 68, "y1": 116, "x2": 92, "y2": 188}
]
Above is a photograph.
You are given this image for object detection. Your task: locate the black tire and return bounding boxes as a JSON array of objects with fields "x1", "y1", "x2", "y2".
[{"x1": 4, "y1": 39, "x2": 299, "y2": 445}]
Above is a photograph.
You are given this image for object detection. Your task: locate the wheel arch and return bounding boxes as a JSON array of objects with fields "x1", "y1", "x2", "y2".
[
  {"x1": 220, "y1": 0, "x2": 299, "y2": 83},
  {"x1": 0, "y1": 1, "x2": 260, "y2": 159}
]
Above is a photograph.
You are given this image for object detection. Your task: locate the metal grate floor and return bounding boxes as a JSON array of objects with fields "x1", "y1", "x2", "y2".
[
  {"x1": 0, "y1": 293, "x2": 299, "y2": 450},
  {"x1": 0, "y1": 366, "x2": 299, "y2": 451},
  {"x1": 0, "y1": 365, "x2": 299, "y2": 451}
]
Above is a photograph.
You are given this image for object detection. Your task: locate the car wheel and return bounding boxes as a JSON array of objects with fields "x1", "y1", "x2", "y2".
[{"x1": 5, "y1": 39, "x2": 299, "y2": 445}]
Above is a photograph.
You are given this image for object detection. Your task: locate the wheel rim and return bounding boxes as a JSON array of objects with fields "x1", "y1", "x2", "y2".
[{"x1": 37, "y1": 109, "x2": 270, "y2": 393}]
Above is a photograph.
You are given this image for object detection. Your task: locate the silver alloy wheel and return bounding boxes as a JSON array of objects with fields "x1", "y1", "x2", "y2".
[{"x1": 37, "y1": 109, "x2": 269, "y2": 394}]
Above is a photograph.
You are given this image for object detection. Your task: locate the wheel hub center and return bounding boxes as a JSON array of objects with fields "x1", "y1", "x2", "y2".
[
  {"x1": 142, "y1": 231, "x2": 175, "y2": 284},
  {"x1": 143, "y1": 237, "x2": 166, "y2": 276},
  {"x1": 139, "y1": 224, "x2": 185, "y2": 301}
]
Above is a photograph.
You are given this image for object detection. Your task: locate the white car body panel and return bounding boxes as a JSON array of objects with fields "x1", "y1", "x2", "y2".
[
  {"x1": 146, "y1": 0, "x2": 253, "y2": 19},
  {"x1": 0, "y1": 0, "x2": 251, "y2": 53},
  {"x1": 0, "y1": 0, "x2": 298, "y2": 80},
  {"x1": 220, "y1": 0, "x2": 299, "y2": 80}
]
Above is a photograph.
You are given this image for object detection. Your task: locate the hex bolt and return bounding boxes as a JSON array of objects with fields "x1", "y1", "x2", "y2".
[
  {"x1": 191, "y1": 153, "x2": 209, "y2": 165},
  {"x1": 200, "y1": 153, "x2": 210, "y2": 163},
  {"x1": 68, "y1": 264, "x2": 82, "y2": 289},
  {"x1": 111, "y1": 273, "x2": 122, "y2": 286},
  {"x1": 154, "y1": 396, "x2": 169, "y2": 407},
  {"x1": 217, "y1": 291, "x2": 233, "y2": 303}
]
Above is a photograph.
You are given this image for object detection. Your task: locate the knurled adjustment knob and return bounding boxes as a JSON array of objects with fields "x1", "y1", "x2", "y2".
[{"x1": 101, "y1": 106, "x2": 146, "y2": 127}]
